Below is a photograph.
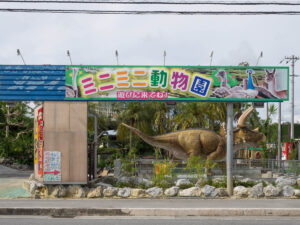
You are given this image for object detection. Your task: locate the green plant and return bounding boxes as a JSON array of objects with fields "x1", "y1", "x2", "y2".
[
  {"x1": 152, "y1": 160, "x2": 177, "y2": 189},
  {"x1": 121, "y1": 158, "x2": 137, "y2": 177},
  {"x1": 184, "y1": 156, "x2": 216, "y2": 179}
]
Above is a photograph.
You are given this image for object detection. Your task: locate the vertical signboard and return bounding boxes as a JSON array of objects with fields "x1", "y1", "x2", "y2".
[
  {"x1": 34, "y1": 105, "x2": 44, "y2": 180},
  {"x1": 44, "y1": 151, "x2": 61, "y2": 182}
]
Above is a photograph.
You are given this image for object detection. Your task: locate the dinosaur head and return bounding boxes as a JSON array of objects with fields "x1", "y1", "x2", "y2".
[{"x1": 233, "y1": 106, "x2": 266, "y2": 147}]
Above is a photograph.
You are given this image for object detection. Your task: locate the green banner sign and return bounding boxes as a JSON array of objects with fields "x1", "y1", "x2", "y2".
[{"x1": 65, "y1": 65, "x2": 289, "y2": 102}]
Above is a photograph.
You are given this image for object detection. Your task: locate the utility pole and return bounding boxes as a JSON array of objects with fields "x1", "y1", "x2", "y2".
[
  {"x1": 278, "y1": 102, "x2": 281, "y2": 169},
  {"x1": 283, "y1": 55, "x2": 299, "y2": 140}
]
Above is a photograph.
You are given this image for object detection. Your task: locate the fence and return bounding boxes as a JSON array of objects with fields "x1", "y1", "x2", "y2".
[{"x1": 115, "y1": 158, "x2": 300, "y2": 179}]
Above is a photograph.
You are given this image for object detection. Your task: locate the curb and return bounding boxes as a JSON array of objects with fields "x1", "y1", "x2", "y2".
[{"x1": 1, "y1": 208, "x2": 300, "y2": 217}]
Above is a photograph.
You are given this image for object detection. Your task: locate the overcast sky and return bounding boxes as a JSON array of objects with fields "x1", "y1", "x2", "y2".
[{"x1": 0, "y1": 1, "x2": 300, "y2": 123}]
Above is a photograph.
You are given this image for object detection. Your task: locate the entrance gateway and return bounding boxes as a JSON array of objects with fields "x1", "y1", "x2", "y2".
[{"x1": 0, "y1": 65, "x2": 289, "y2": 193}]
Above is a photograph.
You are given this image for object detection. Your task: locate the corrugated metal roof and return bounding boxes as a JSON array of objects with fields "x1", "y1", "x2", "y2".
[{"x1": 0, "y1": 65, "x2": 66, "y2": 101}]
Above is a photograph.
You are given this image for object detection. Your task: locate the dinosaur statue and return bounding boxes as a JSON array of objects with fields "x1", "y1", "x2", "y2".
[{"x1": 121, "y1": 106, "x2": 266, "y2": 161}]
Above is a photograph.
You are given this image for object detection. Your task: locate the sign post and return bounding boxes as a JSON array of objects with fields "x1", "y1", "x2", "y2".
[{"x1": 227, "y1": 103, "x2": 234, "y2": 196}]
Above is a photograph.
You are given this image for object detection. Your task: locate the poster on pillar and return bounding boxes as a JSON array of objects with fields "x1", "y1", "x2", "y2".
[
  {"x1": 34, "y1": 105, "x2": 44, "y2": 179},
  {"x1": 65, "y1": 66, "x2": 289, "y2": 102},
  {"x1": 44, "y1": 151, "x2": 61, "y2": 182}
]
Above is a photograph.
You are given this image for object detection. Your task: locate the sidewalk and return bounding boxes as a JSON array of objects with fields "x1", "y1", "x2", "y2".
[{"x1": 1, "y1": 199, "x2": 300, "y2": 217}]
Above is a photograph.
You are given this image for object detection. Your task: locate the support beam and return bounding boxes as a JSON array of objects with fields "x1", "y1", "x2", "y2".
[
  {"x1": 278, "y1": 102, "x2": 281, "y2": 170},
  {"x1": 226, "y1": 103, "x2": 233, "y2": 196}
]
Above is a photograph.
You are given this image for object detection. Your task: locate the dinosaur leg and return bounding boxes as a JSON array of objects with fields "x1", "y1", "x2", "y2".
[
  {"x1": 206, "y1": 139, "x2": 226, "y2": 161},
  {"x1": 205, "y1": 139, "x2": 226, "y2": 176}
]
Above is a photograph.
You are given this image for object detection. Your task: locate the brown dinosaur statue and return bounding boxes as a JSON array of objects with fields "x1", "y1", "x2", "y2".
[{"x1": 121, "y1": 106, "x2": 266, "y2": 161}]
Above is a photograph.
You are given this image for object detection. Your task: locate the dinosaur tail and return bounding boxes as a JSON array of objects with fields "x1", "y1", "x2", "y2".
[
  {"x1": 121, "y1": 123, "x2": 156, "y2": 146},
  {"x1": 121, "y1": 123, "x2": 189, "y2": 160}
]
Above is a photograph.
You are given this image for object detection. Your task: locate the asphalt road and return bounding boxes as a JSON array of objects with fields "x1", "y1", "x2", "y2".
[
  {"x1": 1, "y1": 216, "x2": 300, "y2": 225},
  {"x1": 2, "y1": 199, "x2": 300, "y2": 208},
  {"x1": 0, "y1": 165, "x2": 32, "y2": 178}
]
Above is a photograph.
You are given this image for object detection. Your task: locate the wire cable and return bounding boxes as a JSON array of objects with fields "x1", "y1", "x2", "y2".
[
  {"x1": 1, "y1": 0, "x2": 300, "y2": 5},
  {"x1": 1, "y1": 8, "x2": 300, "y2": 14}
]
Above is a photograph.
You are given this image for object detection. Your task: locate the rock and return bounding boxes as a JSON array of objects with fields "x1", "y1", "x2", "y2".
[
  {"x1": 50, "y1": 185, "x2": 67, "y2": 198},
  {"x1": 275, "y1": 177, "x2": 296, "y2": 187},
  {"x1": 294, "y1": 189, "x2": 300, "y2": 197},
  {"x1": 233, "y1": 186, "x2": 248, "y2": 198},
  {"x1": 202, "y1": 185, "x2": 216, "y2": 197},
  {"x1": 214, "y1": 188, "x2": 228, "y2": 197},
  {"x1": 261, "y1": 171, "x2": 272, "y2": 179},
  {"x1": 67, "y1": 185, "x2": 86, "y2": 198},
  {"x1": 118, "y1": 188, "x2": 131, "y2": 198},
  {"x1": 28, "y1": 180, "x2": 44, "y2": 195},
  {"x1": 95, "y1": 182, "x2": 112, "y2": 188},
  {"x1": 297, "y1": 178, "x2": 300, "y2": 186},
  {"x1": 176, "y1": 179, "x2": 191, "y2": 187},
  {"x1": 241, "y1": 178, "x2": 255, "y2": 183},
  {"x1": 29, "y1": 173, "x2": 35, "y2": 181},
  {"x1": 178, "y1": 187, "x2": 202, "y2": 197},
  {"x1": 263, "y1": 184, "x2": 280, "y2": 197},
  {"x1": 282, "y1": 185, "x2": 294, "y2": 197},
  {"x1": 103, "y1": 187, "x2": 119, "y2": 197},
  {"x1": 87, "y1": 186, "x2": 103, "y2": 198},
  {"x1": 248, "y1": 183, "x2": 264, "y2": 198},
  {"x1": 131, "y1": 188, "x2": 146, "y2": 198},
  {"x1": 23, "y1": 180, "x2": 30, "y2": 192},
  {"x1": 119, "y1": 176, "x2": 131, "y2": 184},
  {"x1": 146, "y1": 187, "x2": 163, "y2": 197},
  {"x1": 134, "y1": 177, "x2": 153, "y2": 188},
  {"x1": 164, "y1": 186, "x2": 179, "y2": 197}
]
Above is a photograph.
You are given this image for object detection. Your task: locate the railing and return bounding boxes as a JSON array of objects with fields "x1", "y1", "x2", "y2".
[{"x1": 117, "y1": 159, "x2": 300, "y2": 178}]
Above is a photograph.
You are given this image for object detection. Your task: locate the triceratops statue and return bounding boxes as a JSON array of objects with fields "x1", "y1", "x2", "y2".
[{"x1": 122, "y1": 106, "x2": 266, "y2": 161}]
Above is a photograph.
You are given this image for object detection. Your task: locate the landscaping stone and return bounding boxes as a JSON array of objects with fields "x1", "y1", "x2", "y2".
[
  {"x1": 263, "y1": 184, "x2": 280, "y2": 197},
  {"x1": 214, "y1": 188, "x2": 228, "y2": 197},
  {"x1": 297, "y1": 178, "x2": 300, "y2": 186},
  {"x1": 87, "y1": 186, "x2": 103, "y2": 198},
  {"x1": 67, "y1": 185, "x2": 86, "y2": 198},
  {"x1": 241, "y1": 178, "x2": 254, "y2": 183},
  {"x1": 103, "y1": 187, "x2": 119, "y2": 197},
  {"x1": 248, "y1": 183, "x2": 264, "y2": 198},
  {"x1": 294, "y1": 189, "x2": 300, "y2": 197},
  {"x1": 275, "y1": 176, "x2": 297, "y2": 187},
  {"x1": 202, "y1": 185, "x2": 216, "y2": 197},
  {"x1": 233, "y1": 186, "x2": 248, "y2": 198},
  {"x1": 95, "y1": 182, "x2": 112, "y2": 188},
  {"x1": 119, "y1": 176, "x2": 131, "y2": 184},
  {"x1": 118, "y1": 188, "x2": 131, "y2": 198},
  {"x1": 50, "y1": 185, "x2": 67, "y2": 198},
  {"x1": 131, "y1": 188, "x2": 146, "y2": 198},
  {"x1": 29, "y1": 173, "x2": 35, "y2": 181},
  {"x1": 178, "y1": 187, "x2": 202, "y2": 197},
  {"x1": 134, "y1": 177, "x2": 153, "y2": 188},
  {"x1": 164, "y1": 186, "x2": 179, "y2": 197},
  {"x1": 27, "y1": 180, "x2": 44, "y2": 195},
  {"x1": 176, "y1": 179, "x2": 191, "y2": 187},
  {"x1": 261, "y1": 171, "x2": 272, "y2": 179},
  {"x1": 146, "y1": 187, "x2": 163, "y2": 197},
  {"x1": 282, "y1": 185, "x2": 294, "y2": 197}
]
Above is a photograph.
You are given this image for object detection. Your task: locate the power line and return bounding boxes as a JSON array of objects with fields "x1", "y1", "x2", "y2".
[
  {"x1": 2, "y1": 8, "x2": 300, "y2": 14},
  {"x1": 2, "y1": 0, "x2": 300, "y2": 5}
]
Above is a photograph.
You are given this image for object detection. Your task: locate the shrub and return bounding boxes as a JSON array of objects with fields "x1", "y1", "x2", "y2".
[{"x1": 152, "y1": 160, "x2": 177, "y2": 189}]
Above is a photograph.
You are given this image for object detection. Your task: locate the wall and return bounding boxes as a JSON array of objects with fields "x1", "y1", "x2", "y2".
[{"x1": 43, "y1": 101, "x2": 87, "y2": 183}]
